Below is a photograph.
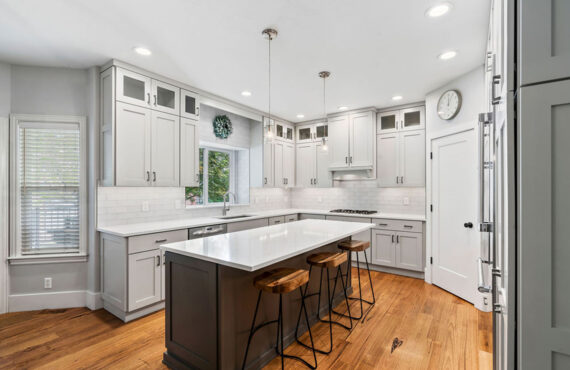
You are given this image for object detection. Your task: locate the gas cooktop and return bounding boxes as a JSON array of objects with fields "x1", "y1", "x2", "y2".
[{"x1": 329, "y1": 209, "x2": 378, "y2": 215}]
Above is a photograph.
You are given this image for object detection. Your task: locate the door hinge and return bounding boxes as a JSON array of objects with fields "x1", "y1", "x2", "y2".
[
  {"x1": 430, "y1": 204, "x2": 433, "y2": 212},
  {"x1": 430, "y1": 152, "x2": 433, "y2": 159},
  {"x1": 430, "y1": 257, "x2": 433, "y2": 265}
]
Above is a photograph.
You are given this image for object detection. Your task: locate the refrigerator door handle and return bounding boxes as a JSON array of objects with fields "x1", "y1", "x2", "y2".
[{"x1": 477, "y1": 257, "x2": 492, "y2": 293}]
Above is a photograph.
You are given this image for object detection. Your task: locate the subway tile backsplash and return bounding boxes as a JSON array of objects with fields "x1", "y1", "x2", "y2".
[{"x1": 98, "y1": 182, "x2": 425, "y2": 227}]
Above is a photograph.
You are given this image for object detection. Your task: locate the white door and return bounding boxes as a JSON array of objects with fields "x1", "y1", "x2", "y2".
[
  {"x1": 274, "y1": 141, "x2": 284, "y2": 187},
  {"x1": 296, "y1": 143, "x2": 315, "y2": 187},
  {"x1": 395, "y1": 232, "x2": 423, "y2": 271},
  {"x1": 377, "y1": 133, "x2": 399, "y2": 187},
  {"x1": 283, "y1": 143, "x2": 295, "y2": 187},
  {"x1": 128, "y1": 249, "x2": 161, "y2": 311},
  {"x1": 399, "y1": 130, "x2": 425, "y2": 187},
  {"x1": 263, "y1": 140, "x2": 274, "y2": 187},
  {"x1": 371, "y1": 229, "x2": 395, "y2": 267},
  {"x1": 116, "y1": 68, "x2": 152, "y2": 108},
  {"x1": 328, "y1": 115, "x2": 349, "y2": 169},
  {"x1": 349, "y1": 111, "x2": 374, "y2": 168},
  {"x1": 151, "y1": 80, "x2": 179, "y2": 115},
  {"x1": 431, "y1": 129, "x2": 478, "y2": 303},
  {"x1": 519, "y1": 80, "x2": 570, "y2": 368},
  {"x1": 315, "y1": 142, "x2": 332, "y2": 188},
  {"x1": 115, "y1": 102, "x2": 151, "y2": 186},
  {"x1": 151, "y1": 111, "x2": 179, "y2": 186},
  {"x1": 180, "y1": 118, "x2": 200, "y2": 187},
  {"x1": 0, "y1": 118, "x2": 7, "y2": 314}
]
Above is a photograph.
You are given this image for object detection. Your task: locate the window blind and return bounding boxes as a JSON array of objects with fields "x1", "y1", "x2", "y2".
[{"x1": 19, "y1": 126, "x2": 81, "y2": 254}]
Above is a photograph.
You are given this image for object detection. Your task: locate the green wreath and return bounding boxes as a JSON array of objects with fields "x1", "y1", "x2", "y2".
[{"x1": 213, "y1": 115, "x2": 233, "y2": 139}]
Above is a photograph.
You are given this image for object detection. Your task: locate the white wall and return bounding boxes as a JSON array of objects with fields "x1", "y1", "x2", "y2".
[
  {"x1": 425, "y1": 66, "x2": 485, "y2": 134},
  {"x1": 199, "y1": 104, "x2": 253, "y2": 149},
  {"x1": 0, "y1": 63, "x2": 10, "y2": 116}
]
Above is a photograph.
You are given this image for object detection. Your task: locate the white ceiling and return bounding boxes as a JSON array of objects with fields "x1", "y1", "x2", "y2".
[{"x1": 0, "y1": 0, "x2": 490, "y2": 122}]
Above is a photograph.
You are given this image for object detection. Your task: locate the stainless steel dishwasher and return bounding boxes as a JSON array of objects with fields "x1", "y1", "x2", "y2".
[{"x1": 188, "y1": 224, "x2": 227, "y2": 239}]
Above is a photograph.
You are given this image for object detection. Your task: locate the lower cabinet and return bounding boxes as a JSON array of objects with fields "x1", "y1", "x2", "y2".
[
  {"x1": 284, "y1": 214, "x2": 298, "y2": 223},
  {"x1": 226, "y1": 218, "x2": 269, "y2": 233},
  {"x1": 268, "y1": 216, "x2": 285, "y2": 225},
  {"x1": 128, "y1": 249, "x2": 161, "y2": 311},
  {"x1": 371, "y1": 226, "x2": 424, "y2": 271}
]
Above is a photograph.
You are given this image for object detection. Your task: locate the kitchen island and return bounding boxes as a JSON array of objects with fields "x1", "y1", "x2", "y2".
[{"x1": 160, "y1": 219, "x2": 374, "y2": 370}]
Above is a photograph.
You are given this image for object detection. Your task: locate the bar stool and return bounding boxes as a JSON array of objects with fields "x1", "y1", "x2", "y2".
[
  {"x1": 294, "y1": 252, "x2": 352, "y2": 354},
  {"x1": 242, "y1": 268, "x2": 317, "y2": 370},
  {"x1": 333, "y1": 240, "x2": 376, "y2": 321}
]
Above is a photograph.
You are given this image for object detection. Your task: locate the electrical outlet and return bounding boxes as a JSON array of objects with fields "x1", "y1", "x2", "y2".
[
  {"x1": 403, "y1": 197, "x2": 410, "y2": 206},
  {"x1": 44, "y1": 277, "x2": 52, "y2": 289},
  {"x1": 142, "y1": 201, "x2": 150, "y2": 212}
]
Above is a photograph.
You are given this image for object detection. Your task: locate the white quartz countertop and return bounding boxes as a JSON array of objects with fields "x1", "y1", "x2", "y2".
[
  {"x1": 97, "y1": 208, "x2": 425, "y2": 237},
  {"x1": 160, "y1": 219, "x2": 375, "y2": 271}
]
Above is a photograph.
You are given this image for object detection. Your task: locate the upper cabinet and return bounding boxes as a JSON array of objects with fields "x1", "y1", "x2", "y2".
[
  {"x1": 519, "y1": 0, "x2": 570, "y2": 85},
  {"x1": 295, "y1": 142, "x2": 331, "y2": 188},
  {"x1": 101, "y1": 64, "x2": 199, "y2": 187},
  {"x1": 274, "y1": 120, "x2": 294, "y2": 142},
  {"x1": 180, "y1": 89, "x2": 200, "y2": 120},
  {"x1": 328, "y1": 111, "x2": 375, "y2": 171},
  {"x1": 377, "y1": 106, "x2": 425, "y2": 134},
  {"x1": 296, "y1": 122, "x2": 328, "y2": 144}
]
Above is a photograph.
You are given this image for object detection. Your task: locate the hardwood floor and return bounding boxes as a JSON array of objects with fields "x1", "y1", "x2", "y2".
[{"x1": 0, "y1": 269, "x2": 492, "y2": 369}]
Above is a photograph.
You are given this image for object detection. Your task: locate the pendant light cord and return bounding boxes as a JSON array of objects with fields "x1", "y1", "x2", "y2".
[{"x1": 268, "y1": 35, "x2": 271, "y2": 124}]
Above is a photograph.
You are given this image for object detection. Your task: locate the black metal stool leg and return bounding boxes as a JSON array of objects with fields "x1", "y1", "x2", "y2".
[
  {"x1": 242, "y1": 291, "x2": 262, "y2": 370},
  {"x1": 327, "y1": 266, "x2": 353, "y2": 330},
  {"x1": 364, "y1": 250, "x2": 376, "y2": 305}
]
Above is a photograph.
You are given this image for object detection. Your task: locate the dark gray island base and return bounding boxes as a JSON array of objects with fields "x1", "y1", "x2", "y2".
[{"x1": 162, "y1": 239, "x2": 352, "y2": 370}]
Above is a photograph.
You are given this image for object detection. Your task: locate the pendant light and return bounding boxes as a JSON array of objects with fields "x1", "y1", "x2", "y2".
[
  {"x1": 262, "y1": 28, "x2": 278, "y2": 138},
  {"x1": 319, "y1": 71, "x2": 330, "y2": 150}
]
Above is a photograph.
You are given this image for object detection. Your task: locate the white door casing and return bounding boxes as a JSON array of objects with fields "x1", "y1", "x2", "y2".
[
  {"x1": 0, "y1": 117, "x2": 8, "y2": 314},
  {"x1": 431, "y1": 128, "x2": 478, "y2": 304}
]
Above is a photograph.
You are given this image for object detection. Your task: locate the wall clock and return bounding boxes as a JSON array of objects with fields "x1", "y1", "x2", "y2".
[{"x1": 437, "y1": 89, "x2": 462, "y2": 120}]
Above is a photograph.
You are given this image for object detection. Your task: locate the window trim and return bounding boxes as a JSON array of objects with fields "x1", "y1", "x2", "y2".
[{"x1": 9, "y1": 114, "x2": 87, "y2": 260}]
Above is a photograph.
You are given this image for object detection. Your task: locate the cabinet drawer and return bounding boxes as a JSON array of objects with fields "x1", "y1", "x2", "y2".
[
  {"x1": 268, "y1": 216, "x2": 286, "y2": 225},
  {"x1": 128, "y1": 229, "x2": 188, "y2": 254},
  {"x1": 372, "y1": 218, "x2": 422, "y2": 233},
  {"x1": 284, "y1": 214, "x2": 298, "y2": 223}
]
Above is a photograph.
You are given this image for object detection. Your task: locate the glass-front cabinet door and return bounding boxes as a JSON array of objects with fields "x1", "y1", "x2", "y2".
[
  {"x1": 286, "y1": 127, "x2": 294, "y2": 140},
  {"x1": 377, "y1": 111, "x2": 399, "y2": 133},
  {"x1": 276, "y1": 122, "x2": 284, "y2": 139},
  {"x1": 296, "y1": 124, "x2": 314, "y2": 143},
  {"x1": 151, "y1": 80, "x2": 180, "y2": 115},
  {"x1": 401, "y1": 106, "x2": 425, "y2": 131},
  {"x1": 116, "y1": 67, "x2": 152, "y2": 108},
  {"x1": 315, "y1": 123, "x2": 328, "y2": 140},
  {"x1": 181, "y1": 89, "x2": 200, "y2": 120}
]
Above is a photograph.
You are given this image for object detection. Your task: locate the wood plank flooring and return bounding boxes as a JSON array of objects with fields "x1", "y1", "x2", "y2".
[{"x1": 0, "y1": 269, "x2": 492, "y2": 369}]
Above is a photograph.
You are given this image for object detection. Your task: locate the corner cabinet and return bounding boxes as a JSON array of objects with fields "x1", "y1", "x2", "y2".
[
  {"x1": 328, "y1": 111, "x2": 375, "y2": 171},
  {"x1": 101, "y1": 63, "x2": 199, "y2": 187}
]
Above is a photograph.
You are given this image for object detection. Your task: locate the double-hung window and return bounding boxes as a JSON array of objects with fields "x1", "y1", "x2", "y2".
[
  {"x1": 10, "y1": 115, "x2": 86, "y2": 261},
  {"x1": 185, "y1": 146, "x2": 236, "y2": 206}
]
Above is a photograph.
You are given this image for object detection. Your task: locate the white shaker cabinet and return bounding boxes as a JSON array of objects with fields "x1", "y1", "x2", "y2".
[
  {"x1": 395, "y1": 231, "x2": 423, "y2": 271},
  {"x1": 180, "y1": 89, "x2": 200, "y2": 120},
  {"x1": 263, "y1": 140, "x2": 274, "y2": 187},
  {"x1": 115, "y1": 102, "x2": 152, "y2": 186},
  {"x1": 151, "y1": 80, "x2": 180, "y2": 116},
  {"x1": 328, "y1": 111, "x2": 375, "y2": 171},
  {"x1": 180, "y1": 118, "x2": 200, "y2": 187},
  {"x1": 151, "y1": 112, "x2": 180, "y2": 186},
  {"x1": 377, "y1": 106, "x2": 425, "y2": 134},
  {"x1": 371, "y1": 229, "x2": 396, "y2": 267},
  {"x1": 274, "y1": 141, "x2": 294, "y2": 187},
  {"x1": 128, "y1": 249, "x2": 162, "y2": 311},
  {"x1": 377, "y1": 129, "x2": 425, "y2": 187},
  {"x1": 116, "y1": 68, "x2": 152, "y2": 109},
  {"x1": 370, "y1": 219, "x2": 424, "y2": 272},
  {"x1": 295, "y1": 142, "x2": 331, "y2": 188},
  {"x1": 274, "y1": 141, "x2": 284, "y2": 187}
]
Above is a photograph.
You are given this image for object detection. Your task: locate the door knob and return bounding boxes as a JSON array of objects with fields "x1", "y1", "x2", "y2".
[{"x1": 464, "y1": 222, "x2": 473, "y2": 228}]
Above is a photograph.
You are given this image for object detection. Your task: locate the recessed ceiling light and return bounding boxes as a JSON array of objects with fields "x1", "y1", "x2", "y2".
[
  {"x1": 392, "y1": 95, "x2": 403, "y2": 101},
  {"x1": 439, "y1": 50, "x2": 457, "y2": 60},
  {"x1": 296, "y1": 114, "x2": 305, "y2": 119},
  {"x1": 241, "y1": 90, "x2": 252, "y2": 97},
  {"x1": 426, "y1": 3, "x2": 452, "y2": 18},
  {"x1": 338, "y1": 106, "x2": 348, "y2": 111},
  {"x1": 133, "y1": 46, "x2": 152, "y2": 56}
]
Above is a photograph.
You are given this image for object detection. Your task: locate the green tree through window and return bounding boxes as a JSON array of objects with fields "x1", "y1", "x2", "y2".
[{"x1": 185, "y1": 147, "x2": 232, "y2": 205}]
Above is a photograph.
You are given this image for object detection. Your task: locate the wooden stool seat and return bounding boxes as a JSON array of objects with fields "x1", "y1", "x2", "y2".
[
  {"x1": 307, "y1": 252, "x2": 347, "y2": 268},
  {"x1": 254, "y1": 268, "x2": 309, "y2": 294},
  {"x1": 338, "y1": 240, "x2": 370, "y2": 252}
]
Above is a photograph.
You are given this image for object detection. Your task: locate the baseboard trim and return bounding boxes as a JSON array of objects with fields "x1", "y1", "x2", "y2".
[
  {"x1": 9, "y1": 290, "x2": 87, "y2": 312},
  {"x1": 104, "y1": 300, "x2": 165, "y2": 322},
  {"x1": 85, "y1": 291, "x2": 103, "y2": 310},
  {"x1": 352, "y1": 262, "x2": 425, "y2": 279}
]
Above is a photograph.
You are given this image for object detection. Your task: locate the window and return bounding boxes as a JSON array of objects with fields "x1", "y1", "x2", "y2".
[
  {"x1": 185, "y1": 147, "x2": 235, "y2": 206},
  {"x1": 10, "y1": 115, "x2": 86, "y2": 259}
]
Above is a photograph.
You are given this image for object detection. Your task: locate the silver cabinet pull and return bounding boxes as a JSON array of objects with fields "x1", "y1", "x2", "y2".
[
  {"x1": 400, "y1": 176, "x2": 404, "y2": 183},
  {"x1": 403, "y1": 225, "x2": 413, "y2": 229},
  {"x1": 196, "y1": 106, "x2": 200, "y2": 116},
  {"x1": 314, "y1": 178, "x2": 317, "y2": 185},
  {"x1": 391, "y1": 235, "x2": 394, "y2": 243},
  {"x1": 477, "y1": 257, "x2": 491, "y2": 293},
  {"x1": 147, "y1": 92, "x2": 150, "y2": 104},
  {"x1": 264, "y1": 177, "x2": 267, "y2": 184},
  {"x1": 310, "y1": 178, "x2": 313, "y2": 185},
  {"x1": 156, "y1": 255, "x2": 161, "y2": 267},
  {"x1": 153, "y1": 94, "x2": 157, "y2": 106},
  {"x1": 153, "y1": 171, "x2": 157, "y2": 182},
  {"x1": 146, "y1": 171, "x2": 150, "y2": 182},
  {"x1": 396, "y1": 235, "x2": 400, "y2": 243},
  {"x1": 155, "y1": 239, "x2": 167, "y2": 243},
  {"x1": 349, "y1": 156, "x2": 352, "y2": 164},
  {"x1": 345, "y1": 157, "x2": 348, "y2": 164},
  {"x1": 378, "y1": 223, "x2": 388, "y2": 226},
  {"x1": 396, "y1": 176, "x2": 399, "y2": 184}
]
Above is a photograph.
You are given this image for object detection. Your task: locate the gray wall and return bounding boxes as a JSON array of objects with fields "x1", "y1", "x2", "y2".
[
  {"x1": 7, "y1": 65, "x2": 93, "y2": 296},
  {"x1": 199, "y1": 104, "x2": 253, "y2": 149}
]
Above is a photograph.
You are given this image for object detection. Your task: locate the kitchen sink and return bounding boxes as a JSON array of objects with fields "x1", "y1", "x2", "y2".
[{"x1": 215, "y1": 214, "x2": 254, "y2": 220}]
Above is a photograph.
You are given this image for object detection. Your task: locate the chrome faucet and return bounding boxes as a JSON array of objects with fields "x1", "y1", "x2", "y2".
[{"x1": 222, "y1": 191, "x2": 236, "y2": 216}]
